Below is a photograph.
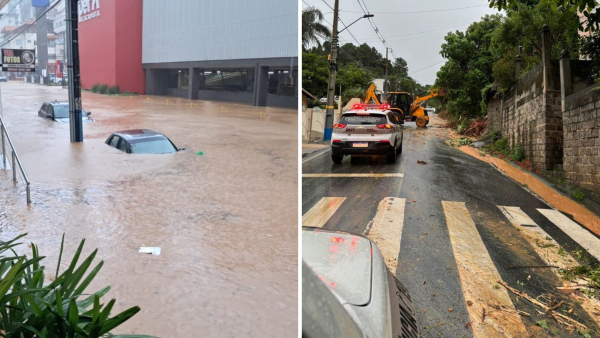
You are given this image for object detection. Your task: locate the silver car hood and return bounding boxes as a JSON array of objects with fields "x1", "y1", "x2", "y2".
[{"x1": 302, "y1": 228, "x2": 372, "y2": 306}]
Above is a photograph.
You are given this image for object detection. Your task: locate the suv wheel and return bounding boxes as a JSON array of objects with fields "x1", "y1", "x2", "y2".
[
  {"x1": 387, "y1": 148, "x2": 397, "y2": 164},
  {"x1": 332, "y1": 153, "x2": 343, "y2": 163},
  {"x1": 396, "y1": 137, "x2": 403, "y2": 154}
]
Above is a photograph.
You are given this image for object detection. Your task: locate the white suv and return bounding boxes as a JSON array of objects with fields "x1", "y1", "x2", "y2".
[{"x1": 331, "y1": 104, "x2": 403, "y2": 164}]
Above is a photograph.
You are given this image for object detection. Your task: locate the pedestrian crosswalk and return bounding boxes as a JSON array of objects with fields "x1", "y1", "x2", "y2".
[
  {"x1": 442, "y1": 202, "x2": 528, "y2": 337},
  {"x1": 302, "y1": 197, "x2": 600, "y2": 335}
]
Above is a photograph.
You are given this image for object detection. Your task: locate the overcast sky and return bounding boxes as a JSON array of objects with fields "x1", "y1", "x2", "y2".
[{"x1": 303, "y1": 0, "x2": 503, "y2": 85}]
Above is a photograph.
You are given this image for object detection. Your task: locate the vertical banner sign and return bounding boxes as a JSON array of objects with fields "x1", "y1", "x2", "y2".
[
  {"x1": 56, "y1": 60, "x2": 62, "y2": 78},
  {"x1": 2, "y1": 49, "x2": 36, "y2": 72}
]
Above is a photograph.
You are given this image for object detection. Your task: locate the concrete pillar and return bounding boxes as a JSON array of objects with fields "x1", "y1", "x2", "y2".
[
  {"x1": 146, "y1": 69, "x2": 156, "y2": 95},
  {"x1": 188, "y1": 67, "x2": 199, "y2": 100},
  {"x1": 541, "y1": 24, "x2": 552, "y2": 92},
  {"x1": 254, "y1": 65, "x2": 268, "y2": 107},
  {"x1": 515, "y1": 54, "x2": 521, "y2": 81},
  {"x1": 559, "y1": 50, "x2": 571, "y2": 112},
  {"x1": 146, "y1": 69, "x2": 168, "y2": 96}
]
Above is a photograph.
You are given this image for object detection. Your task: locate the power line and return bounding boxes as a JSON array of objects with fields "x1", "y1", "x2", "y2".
[
  {"x1": 340, "y1": 4, "x2": 489, "y2": 15},
  {"x1": 408, "y1": 60, "x2": 446, "y2": 76},
  {"x1": 354, "y1": 22, "x2": 472, "y2": 41}
]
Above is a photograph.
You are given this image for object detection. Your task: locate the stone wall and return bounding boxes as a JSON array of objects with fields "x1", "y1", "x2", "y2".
[
  {"x1": 487, "y1": 97, "x2": 502, "y2": 133},
  {"x1": 493, "y1": 61, "x2": 563, "y2": 170},
  {"x1": 563, "y1": 86, "x2": 600, "y2": 194},
  {"x1": 485, "y1": 26, "x2": 598, "y2": 193}
]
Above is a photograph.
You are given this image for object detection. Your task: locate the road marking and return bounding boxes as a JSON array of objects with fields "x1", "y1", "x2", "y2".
[
  {"x1": 302, "y1": 173, "x2": 404, "y2": 178},
  {"x1": 499, "y1": 206, "x2": 575, "y2": 268},
  {"x1": 302, "y1": 197, "x2": 346, "y2": 228},
  {"x1": 501, "y1": 207, "x2": 600, "y2": 328},
  {"x1": 302, "y1": 148, "x2": 329, "y2": 163},
  {"x1": 443, "y1": 201, "x2": 527, "y2": 337},
  {"x1": 367, "y1": 197, "x2": 405, "y2": 275},
  {"x1": 538, "y1": 209, "x2": 600, "y2": 261}
]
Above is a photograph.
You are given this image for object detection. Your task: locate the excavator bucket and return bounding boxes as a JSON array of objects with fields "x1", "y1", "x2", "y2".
[{"x1": 438, "y1": 87, "x2": 447, "y2": 97}]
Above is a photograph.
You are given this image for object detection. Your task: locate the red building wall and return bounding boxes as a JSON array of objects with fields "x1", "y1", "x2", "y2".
[{"x1": 78, "y1": 0, "x2": 145, "y2": 94}]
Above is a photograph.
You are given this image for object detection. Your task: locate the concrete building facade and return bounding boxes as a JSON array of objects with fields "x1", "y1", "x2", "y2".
[{"x1": 142, "y1": 0, "x2": 298, "y2": 107}]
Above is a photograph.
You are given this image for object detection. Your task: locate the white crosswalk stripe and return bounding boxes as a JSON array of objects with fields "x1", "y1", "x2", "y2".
[
  {"x1": 498, "y1": 206, "x2": 575, "y2": 268},
  {"x1": 301, "y1": 197, "x2": 346, "y2": 228},
  {"x1": 500, "y1": 206, "x2": 600, "y2": 329},
  {"x1": 367, "y1": 197, "x2": 406, "y2": 275},
  {"x1": 538, "y1": 209, "x2": 600, "y2": 261},
  {"x1": 443, "y1": 201, "x2": 527, "y2": 337}
]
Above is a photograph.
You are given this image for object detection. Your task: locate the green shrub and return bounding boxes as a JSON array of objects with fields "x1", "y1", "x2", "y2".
[
  {"x1": 491, "y1": 138, "x2": 511, "y2": 156},
  {"x1": 342, "y1": 87, "x2": 366, "y2": 106},
  {"x1": 0, "y1": 233, "x2": 153, "y2": 337},
  {"x1": 107, "y1": 85, "x2": 120, "y2": 95},
  {"x1": 98, "y1": 84, "x2": 108, "y2": 94},
  {"x1": 511, "y1": 145, "x2": 525, "y2": 162},
  {"x1": 457, "y1": 119, "x2": 469, "y2": 134},
  {"x1": 91, "y1": 83, "x2": 100, "y2": 93},
  {"x1": 573, "y1": 189, "x2": 586, "y2": 201}
]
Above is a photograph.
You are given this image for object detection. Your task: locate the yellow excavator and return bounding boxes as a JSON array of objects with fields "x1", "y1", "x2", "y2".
[
  {"x1": 388, "y1": 87, "x2": 446, "y2": 128},
  {"x1": 363, "y1": 84, "x2": 446, "y2": 128}
]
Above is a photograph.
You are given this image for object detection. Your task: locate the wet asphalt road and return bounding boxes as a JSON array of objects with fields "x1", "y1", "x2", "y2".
[{"x1": 302, "y1": 121, "x2": 600, "y2": 337}]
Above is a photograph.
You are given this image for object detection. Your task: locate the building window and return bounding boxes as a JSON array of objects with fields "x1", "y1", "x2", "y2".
[
  {"x1": 16, "y1": 39, "x2": 22, "y2": 46},
  {"x1": 200, "y1": 70, "x2": 251, "y2": 92}
]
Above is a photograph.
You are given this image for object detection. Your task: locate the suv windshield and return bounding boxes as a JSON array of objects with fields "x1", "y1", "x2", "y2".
[
  {"x1": 339, "y1": 114, "x2": 387, "y2": 125},
  {"x1": 130, "y1": 138, "x2": 177, "y2": 154}
]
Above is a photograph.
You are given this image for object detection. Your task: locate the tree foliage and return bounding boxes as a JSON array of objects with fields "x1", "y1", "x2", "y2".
[
  {"x1": 435, "y1": 15, "x2": 502, "y2": 120},
  {"x1": 436, "y1": 1, "x2": 581, "y2": 121},
  {"x1": 488, "y1": 0, "x2": 600, "y2": 31},
  {"x1": 303, "y1": 42, "x2": 426, "y2": 102},
  {"x1": 302, "y1": 52, "x2": 330, "y2": 98},
  {"x1": 302, "y1": 7, "x2": 331, "y2": 50}
]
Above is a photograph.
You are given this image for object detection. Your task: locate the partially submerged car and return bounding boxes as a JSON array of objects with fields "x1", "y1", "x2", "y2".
[
  {"x1": 302, "y1": 227, "x2": 419, "y2": 338},
  {"x1": 38, "y1": 101, "x2": 92, "y2": 123},
  {"x1": 105, "y1": 129, "x2": 183, "y2": 154}
]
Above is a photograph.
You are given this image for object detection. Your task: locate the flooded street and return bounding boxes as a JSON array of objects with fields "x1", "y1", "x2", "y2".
[{"x1": 0, "y1": 82, "x2": 298, "y2": 337}]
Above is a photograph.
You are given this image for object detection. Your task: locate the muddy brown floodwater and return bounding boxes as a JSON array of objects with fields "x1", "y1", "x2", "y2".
[{"x1": 0, "y1": 82, "x2": 298, "y2": 337}]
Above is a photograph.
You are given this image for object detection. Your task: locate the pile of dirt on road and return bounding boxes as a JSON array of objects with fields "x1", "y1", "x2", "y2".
[{"x1": 463, "y1": 118, "x2": 487, "y2": 137}]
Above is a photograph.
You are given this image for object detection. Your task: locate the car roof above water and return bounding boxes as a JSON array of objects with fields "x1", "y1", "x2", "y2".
[{"x1": 113, "y1": 129, "x2": 166, "y2": 141}]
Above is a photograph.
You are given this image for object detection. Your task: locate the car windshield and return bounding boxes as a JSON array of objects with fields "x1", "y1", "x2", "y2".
[
  {"x1": 53, "y1": 105, "x2": 88, "y2": 119},
  {"x1": 339, "y1": 114, "x2": 387, "y2": 125},
  {"x1": 129, "y1": 138, "x2": 177, "y2": 154}
]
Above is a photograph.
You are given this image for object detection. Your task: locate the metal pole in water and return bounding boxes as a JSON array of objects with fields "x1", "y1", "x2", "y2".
[
  {"x1": 12, "y1": 151, "x2": 16, "y2": 183},
  {"x1": 1, "y1": 125, "x2": 5, "y2": 170},
  {"x1": 66, "y1": 0, "x2": 83, "y2": 142}
]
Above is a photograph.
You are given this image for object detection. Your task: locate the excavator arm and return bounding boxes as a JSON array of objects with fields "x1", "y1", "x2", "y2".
[
  {"x1": 365, "y1": 84, "x2": 381, "y2": 105},
  {"x1": 410, "y1": 88, "x2": 445, "y2": 113}
]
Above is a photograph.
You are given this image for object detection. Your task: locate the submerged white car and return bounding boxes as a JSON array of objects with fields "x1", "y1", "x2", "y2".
[{"x1": 331, "y1": 104, "x2": 403, "y2": 164}]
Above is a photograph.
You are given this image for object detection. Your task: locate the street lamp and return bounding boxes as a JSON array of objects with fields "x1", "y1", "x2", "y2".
[{"x1": 338, "y1": 14, "x2": 374, "y2": 34}]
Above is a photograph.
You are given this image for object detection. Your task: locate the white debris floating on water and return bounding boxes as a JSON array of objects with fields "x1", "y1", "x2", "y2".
[{"x1": 139, "y1": 247, "x2": 161, "y2": 255}]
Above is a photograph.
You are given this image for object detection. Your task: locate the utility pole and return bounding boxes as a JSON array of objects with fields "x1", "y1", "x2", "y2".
[
  {"x1": 323, "y1": 0, "x2": 339, "y2": 141},
  {"x1": 66, "y1": 0, "x2": 83, "y2": 142},
  {"x1": 384, "y1": 48, "x2": 389, "y2": 102}
]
